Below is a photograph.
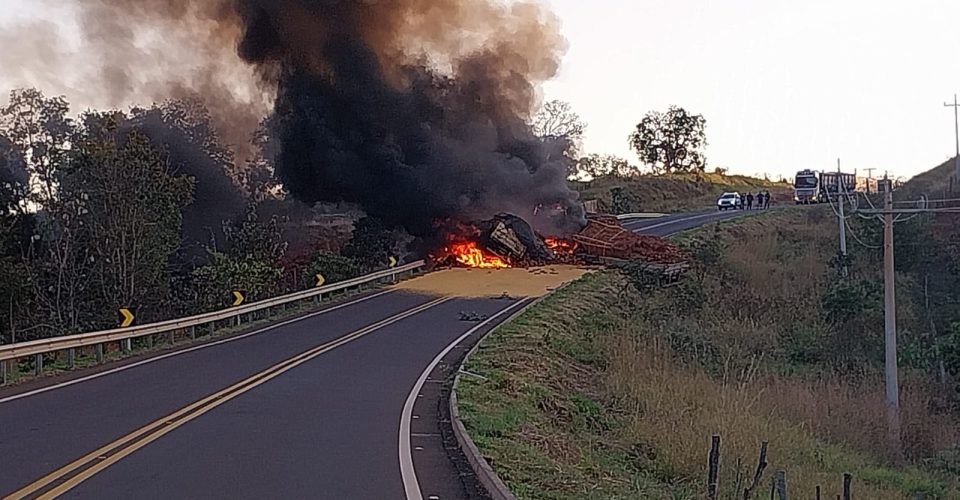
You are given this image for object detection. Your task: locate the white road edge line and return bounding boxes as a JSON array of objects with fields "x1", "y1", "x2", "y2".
[
  {"x1": 0, "y1": 289, "x2": 397, "y2": 405},
  {"x1": 399, "y1": 298, "x2": 531, "y2": 500}
]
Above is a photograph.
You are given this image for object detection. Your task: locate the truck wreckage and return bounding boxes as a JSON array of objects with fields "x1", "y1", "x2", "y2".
[{"x1": 437, "y1": 213, "x2": 688, "y2": 281}]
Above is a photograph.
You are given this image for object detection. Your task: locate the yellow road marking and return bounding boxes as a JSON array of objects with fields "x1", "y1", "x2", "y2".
[{"x1": 6, "y1": 297, "x2": 452, "y2": 500}]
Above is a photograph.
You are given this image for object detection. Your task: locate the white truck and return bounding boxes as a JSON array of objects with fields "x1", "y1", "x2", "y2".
[{"x1": 793, "y1": 169, "x2": 820, "y2": 204}]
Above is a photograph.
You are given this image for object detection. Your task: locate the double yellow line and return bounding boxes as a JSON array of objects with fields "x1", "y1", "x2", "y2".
[{"x1": 6, "y1": 297, "x2": 451, "y2": 500}]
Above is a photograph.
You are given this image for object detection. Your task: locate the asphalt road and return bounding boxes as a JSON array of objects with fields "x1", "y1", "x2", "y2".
[
  {"x1": 623, "y1": 206, "x2": 760, "y2": 236},
  {"x1": 0, "y1": 290, "x2": 529, "y2": 499},
  {"x1": 0, "y1": 206, "x2": 752, "y2": 500}
]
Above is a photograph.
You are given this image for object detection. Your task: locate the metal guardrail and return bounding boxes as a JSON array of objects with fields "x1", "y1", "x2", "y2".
[{"x1": 0, "y1": 261, "x2": 426, "y2": 369}]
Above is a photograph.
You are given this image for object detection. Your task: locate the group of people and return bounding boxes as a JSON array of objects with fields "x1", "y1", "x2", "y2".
[{"x1": 738, "y1": 191, "x2": 772, "y2": 210}]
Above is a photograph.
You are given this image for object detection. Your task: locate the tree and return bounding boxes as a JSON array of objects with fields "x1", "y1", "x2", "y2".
[
  {"x1": 629, "y1": 106, "x2": 707, "y2": 174},
  {"x1": 531, "y1": 100, "x2": 586, "y2": 159},
  {"x1": 222, "y1": 204, "x2": 288, "y2": 267},
  {"x1": 344, "y1": 217, "x2": 410, "y2": 272},
  {"x1": 576, "y1": 154, "x2": 639, "y2": 179},
  {"x1": 1, "y1": 89, "x2": 89, "y2": 334},
  {"x1": 303, "y1": 252, "x2": 360, "y2": 286},
  {"x1": 66, "y1": 113, "x2": 194, "y2": 324}
]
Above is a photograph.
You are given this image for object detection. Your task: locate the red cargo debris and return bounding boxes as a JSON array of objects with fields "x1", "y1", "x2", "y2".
[{"x1": 572, "y1": 215, "x2": 685, "y2": 264}]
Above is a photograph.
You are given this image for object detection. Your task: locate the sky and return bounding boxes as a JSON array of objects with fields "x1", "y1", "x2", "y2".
[{"x1": 1, "y1": 0, "x2": 959, "y2": 181}]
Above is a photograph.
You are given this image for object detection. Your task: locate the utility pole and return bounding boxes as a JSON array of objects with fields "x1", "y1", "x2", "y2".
[
  {"x1": 945, "y1": 94, "x2": 960, "y2": 190},
  {"x1": 864, "y1": 167, "x2": 876, "y2": 195},
  {"x1": 881, "y1": 177, "x2": 901, "y2": 459},
  {"x1": 837, "y1": 159, "x2": 848, "y2": 277}
]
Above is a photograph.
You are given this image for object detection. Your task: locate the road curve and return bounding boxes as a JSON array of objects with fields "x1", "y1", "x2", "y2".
[
  {"x1": 0, "y1": 290, "x2": 528, "y2": 499},
  {"x1": 623, "y1": 207, "x2": 756, "y2": 236},
  {"x1": 0, "y1": 207, "x2": 752, "y2": 500}
]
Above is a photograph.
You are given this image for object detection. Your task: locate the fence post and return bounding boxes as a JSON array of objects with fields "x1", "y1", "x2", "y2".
[
  {"x1": 67, "y1": 348, "x2": 75, "y2": 369},
  {"x1": 34, "y1": 354, "x2": 43, "y2": 376},
  {"x1": 708, "y1": 435, "x2": 721, "y2": 500},
  {"x1": 743, "y1": 441, "x2": 769, "y2": 500},
  {"x1": 774, "y1": 470, "x2": 787, "y2": 500},
  {"x1": 842, "y1": 473, "x2": 851, "y2": 500},
  {"x1": 96, "y1": 343, "x2": 104, "y2": 363}
]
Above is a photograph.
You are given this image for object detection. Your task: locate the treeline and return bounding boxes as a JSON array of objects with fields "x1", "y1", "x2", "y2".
[{"x1": 0, "y1": 89, "x2": 396, "y2": 343}]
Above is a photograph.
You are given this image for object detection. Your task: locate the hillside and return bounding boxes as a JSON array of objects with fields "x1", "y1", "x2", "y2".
[
  {"x1": 457, "y1": 208, "x2": 960, "y2": 499},
  {"x1": 573, "y1": 172, "x2": 792, "y2": 214},
  {"x1": 901, "y1": 156, "x2": 958, "y2": 199}
]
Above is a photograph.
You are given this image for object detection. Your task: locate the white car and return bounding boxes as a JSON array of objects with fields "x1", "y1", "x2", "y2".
[{"x1": 717, "y1": 192, "x2": 741, "y2": 210}]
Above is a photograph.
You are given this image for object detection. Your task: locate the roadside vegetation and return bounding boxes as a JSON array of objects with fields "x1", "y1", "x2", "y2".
[
  {"x1": 458, "y1": 207, "x2": 960, "y2": 499},
  {"x1": 573, "y1": 171, "x2": 791, "y2": 214},
  {"x1": 0, "y1": 89, "x2": 402, "y2": 346}
]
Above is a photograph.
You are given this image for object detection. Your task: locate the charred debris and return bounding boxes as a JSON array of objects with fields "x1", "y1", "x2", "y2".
[{"x1": 434, "y1": 212, "x2": 686, "y2": 270}]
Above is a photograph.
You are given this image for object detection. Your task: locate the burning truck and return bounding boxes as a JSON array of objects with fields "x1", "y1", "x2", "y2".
[{"x1": 436, "y1": 213, "x2": 685, "y2": 270}]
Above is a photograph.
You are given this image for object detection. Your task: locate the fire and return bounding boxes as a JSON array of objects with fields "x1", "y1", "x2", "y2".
[
  {"x1": 544, "y1": 238, "x2": 578, "y2": 255},
  {"x1": 447, "y1": 241, "x2": 510, "y2": 269}
]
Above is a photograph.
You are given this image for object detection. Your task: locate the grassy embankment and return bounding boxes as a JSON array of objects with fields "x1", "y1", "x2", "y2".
[
  {"x1": 457, "y1": 208, "x2": 960, "y2": 499},
  {"x1": 573, "y1": 172, "x2": 792, "y2": 214}
]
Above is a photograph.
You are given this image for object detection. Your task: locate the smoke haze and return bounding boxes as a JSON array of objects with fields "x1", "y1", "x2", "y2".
[{"x1": 2, "y1": 0, "x2": 584, "y2": 236}]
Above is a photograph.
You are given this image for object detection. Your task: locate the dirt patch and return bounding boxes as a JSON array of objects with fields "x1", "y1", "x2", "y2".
[{"x1": 394, "y1": 266, "x2": 593, "y2": 298}]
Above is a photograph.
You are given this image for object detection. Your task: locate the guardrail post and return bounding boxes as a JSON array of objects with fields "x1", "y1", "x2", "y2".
[
  {"x1": 1, "y1": 360, "x2": 7, "y2": 385},
  {"x1": 96, "y1": 343, "x2": 104, "y2": 363},
  {"x1": 168, "y1": 329, "x2": 175, "y2": 345},
  {"x1": 190, "y1": 325, "x2": 197, "y2": 340},
  {"x1": 34, "y1": 354, "x2": 43, "y2": 376},
  {"x1": 146, "y1": 334, "x2": 154, "y2": 349},
  {"x1": 122, "y1": 338, "x2": 132, "y2": 354},
  {"x1": 67, "y1": 348, "x2": 75, "y2": 369},
  {"x1": 210, "y1": 321, "x2": 216, "y2": 335}
]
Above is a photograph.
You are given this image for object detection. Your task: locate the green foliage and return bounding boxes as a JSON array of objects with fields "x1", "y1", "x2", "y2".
[
  {"x1": 344, "y1": 217, "x2": 408, "y2": 272},
  {"x1": 628, "y1": 106, "x2": 707, "y2": 174},
  {"x1": 576, "y1": 154, "x2": 639, "y2": 179},
  {"x1": 66, "y1": 116, "x2": 194, "y2": 324},
  {"x1": 191, "y1": 252, "x2": 283, "y2": 310},
  {"x1": 302, "y1": 252, "x2": 360, "y2": 285},
  {"x1": 820, "y1": 279, "x2": 884, "y2": 367},
  {"x1": 821, "y1": 279, "x2": 882, "y2": 326},
  {"x1": 609, "y1": 186, "x2": 640, "y2": 215},
  {"x1": 678, "y1": 228, "x2": 722, "y2": 283},
  {"x1": 223, "y1": 204, "x2": 287, "y2": 266}
]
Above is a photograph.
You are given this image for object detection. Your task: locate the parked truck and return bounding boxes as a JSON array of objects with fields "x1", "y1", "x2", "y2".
[
  {"x1": 793, "y1": 170, "x2": 820, "y2": 204},
  {"x1": 794, "y1": 169, "x2": 857, "y2": 204},
  {"x1": 820, "y1": 171, "x2": 857, "y2": 198}
]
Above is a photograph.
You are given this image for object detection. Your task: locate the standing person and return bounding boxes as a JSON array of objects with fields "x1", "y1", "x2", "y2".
[
  {"x1": 756, "y1": 192, "x2": 765, "y2": 210},
  {"x1": 764, "y1": 191, "x2": 772, "y2": 209},
  {"x1": 746, "y1": 192, "x2": 754, "y2": 210}
]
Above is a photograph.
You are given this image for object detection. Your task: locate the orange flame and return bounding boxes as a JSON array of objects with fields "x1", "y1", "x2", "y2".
[
  {"x1": 544, "y1": 238, "x2": 578, "y2": 255},
  {"x1": 447, "y1": 241, "x2": 509, "y2": 269}
]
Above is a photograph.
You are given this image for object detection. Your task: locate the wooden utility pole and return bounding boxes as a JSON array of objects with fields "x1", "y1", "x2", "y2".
[
  {"x1": 882, "y1": 181, "x2": 902, "y2": 458},
  {"x1": 837, "y1": 159, "x2": 848, "y2": 278},
  {"x1": 945, "y1": 94, "x2": 960, "y2": 190}
]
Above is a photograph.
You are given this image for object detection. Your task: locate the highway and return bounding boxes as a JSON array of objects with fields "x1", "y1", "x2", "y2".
[
  {"x1": 622, "y1": 207, "x2": 757, "y2": 235},
  {"x1": 0, "y1": 208, "x2": 747, "y2": 500}
]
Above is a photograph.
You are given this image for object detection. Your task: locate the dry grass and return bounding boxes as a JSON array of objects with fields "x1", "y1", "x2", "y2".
[
  {"x1": 575, "y1": 172, "x2": 792, "y2": 214},
  {"x1": 459, "y1": 208, "x2": 960, "y2": 499}
]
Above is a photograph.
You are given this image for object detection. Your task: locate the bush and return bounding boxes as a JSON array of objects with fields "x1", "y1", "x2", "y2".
[
  {"x1": 302, "y1": 252, "x2": 360, "y2": 286},
  {"x1": 191, "y1": 252, "x2": 283, "y2": 310}
]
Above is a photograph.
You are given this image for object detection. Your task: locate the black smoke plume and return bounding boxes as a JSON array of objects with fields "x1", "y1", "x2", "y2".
[{"x1": 34, "y1": 0, "x2": 586, "y2": 236}]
